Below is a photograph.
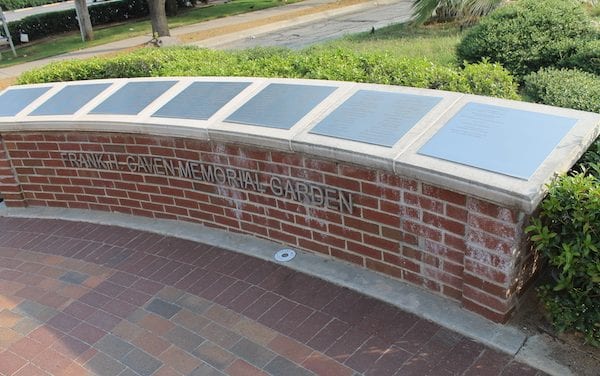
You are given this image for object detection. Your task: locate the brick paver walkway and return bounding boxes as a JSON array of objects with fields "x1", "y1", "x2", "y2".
[{"x1": 0, "y1": 217, "x2": 545, "y2": 376}]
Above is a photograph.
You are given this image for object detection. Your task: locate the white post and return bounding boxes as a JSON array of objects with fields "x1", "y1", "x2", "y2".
[
  {"x1": 73, "y1": 1, "x2": 86, "y2": 42},
  {"x1": 0, "y1": 6, "x2": 17, "y2": 57}
]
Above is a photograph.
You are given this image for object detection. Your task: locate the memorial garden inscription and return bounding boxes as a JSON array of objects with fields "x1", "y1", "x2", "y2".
[{"x1": 59, "y1": 151, "x2": 354, "y2": 214}]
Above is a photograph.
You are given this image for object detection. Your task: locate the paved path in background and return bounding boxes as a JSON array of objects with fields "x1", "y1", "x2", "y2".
[
  {"x1": 0, "y1": 217, "x2": 546, "y2": 376},
  {"x1": 217, "y1": 0, "x2": 412, "y2": 50},
  {"x1": 0, "y1": 0, "x2": 410, "y2": 84}
]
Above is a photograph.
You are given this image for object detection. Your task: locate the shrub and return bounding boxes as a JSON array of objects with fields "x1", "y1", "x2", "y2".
[
  {"x1": 17, "y1": 46, "x2": 520, "y2": 99},
  {"x1": 456, "y1": 0, "x2": 596, "y2": 78},
  {"x1": 561, "y1": 39, "x2": 600, "y2": 76},
  {"x1": 6, "y1": 0, "x2": 148, "y2": 44},
  {"x1": 461, "y1": 59, "x2": 519, "y2": 100},
  {"x1": 523, "y1": 68, "x2": 600, "y2": 113},
  {"x1": 526, "y1": 170, "x2": 600, "y2": 347}
]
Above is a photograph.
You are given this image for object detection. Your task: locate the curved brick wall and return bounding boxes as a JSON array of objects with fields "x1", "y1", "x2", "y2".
[
  {"x1": 1, "y1": 77, "x2": 598, "y2": 324},
  {"x1": 0, "y1": 131, "x2": 536, "y2": 323}
]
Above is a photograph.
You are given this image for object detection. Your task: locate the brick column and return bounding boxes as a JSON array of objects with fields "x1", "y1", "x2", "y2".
[{"x1": 463, "y1": 198, "x2": 532, "y2": 322}]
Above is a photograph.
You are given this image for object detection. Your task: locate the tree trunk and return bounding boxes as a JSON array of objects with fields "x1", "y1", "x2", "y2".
[
  {"x1": 74, "y1": 0, "x2": 94, "y2": 41},
  {"x1": 148, "y1": 0, "x2": 170, "y2": 37}
]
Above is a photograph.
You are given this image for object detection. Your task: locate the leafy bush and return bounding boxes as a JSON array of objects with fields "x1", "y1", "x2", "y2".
[
  {"x1": 523, "y1": 68, "x2": 600, "y2": 113},
  {"x1": 561, "y1": 39, "x2": 600, "y2": 76},
  {"x1": 527, "y1": 168, "x2": 600, "y2": 346},
  {"x1": 17, "y1": 46, "x2": 521, "y2": 99},
  {"x1": 6, "y1": 0, "x2": 148, "y2": 44},
  {"x1": 456, "y1": 0, "x2": 597, "y2": 78},
  {"x1": 0, "y1": 0, "x2": 62, "y2": 11}
]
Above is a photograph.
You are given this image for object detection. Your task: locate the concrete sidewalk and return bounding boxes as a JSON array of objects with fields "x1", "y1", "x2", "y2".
[{"x1": 0, "y1": 0, "x2": 402, "y2": 83}]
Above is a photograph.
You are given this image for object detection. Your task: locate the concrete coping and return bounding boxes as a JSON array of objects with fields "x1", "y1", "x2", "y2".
[{"x1": 1, "y1": 76, "x2": 599, "y2": 213}]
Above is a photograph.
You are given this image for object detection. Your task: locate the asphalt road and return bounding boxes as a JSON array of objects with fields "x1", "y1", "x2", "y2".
[{"x1": 218, "y1": 0, "x2": 413, "y2": 50}]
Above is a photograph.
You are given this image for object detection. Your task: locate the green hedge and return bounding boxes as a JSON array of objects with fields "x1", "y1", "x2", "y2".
[
  {"x1": 561, "y1": 39, "x2": 600, "y2": 76},
  {"x1": 523, "y1": 68, "x2": 600, "y2": 113},
  {"x1": 0, "y1": 0, "x2": 62, "y2": 11},
  {"x1": 6, "y1": 0, "x2": 148, "y2": 44},
  {"x1": 456, "y1": 0, "x2": 597, "y2": 79},
  {"x1": 17, "y1": 46, "x2": 520, "y2": 99},
  {"x1": 527, "y1": 144, "x2": 600, "y2": 346}
]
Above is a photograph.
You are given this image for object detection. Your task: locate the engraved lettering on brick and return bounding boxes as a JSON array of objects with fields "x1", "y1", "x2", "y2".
[{"x1": 60, "y1": 152, "x2": 353, "y2": 213}]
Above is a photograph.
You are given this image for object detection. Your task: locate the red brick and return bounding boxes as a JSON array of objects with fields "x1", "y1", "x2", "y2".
[
  {"x1": 423, "y1": 267, "x2": 462, "y2": 289},
  {"x1": 362, "y1": 208, "x2": 400, "y2": 227},
  {"x1": 365, "y1": 259, "x2": 402, "y2": 279},
  {"x1": 402, "y1": 221, "x2": 442, "y2": 242},
  {"x1": 465, "y1": 287, "x2": 510, "y2": 314},
  {"x1": 290, "y1": 167, "x2": 324, "y2": 183},
  {"x1": 423, "y1": 212, "x2": 465, "y2": 236},
  {"x1": 425, "y1": 240, "x2": 463, "y2": 264},
  {"x1": 442, "y1": 260, "x2": 463, "y2": 278},
  {"x1": 313, "y1": 232, "x2": 345, "y2": 249},
  {"x1": 464, "y1": 259, "x2": 508, "y2": 285},
  {"x1": 383, "y1": 253, "x2": 420, "y2": 273},
  {"x1": 298, "y1": 238, "x2": 329, "y2": 255},
  {"x1": 378, "y1": 172, "x2": 418, "y2": 190},
  {"x1": 466, "y1": 230, "x2": 513, "y2": 256},
  {"x1": 305, "y1": 159, "x2": 337, "y2": 173},
  {"x1": 268, "y1": 229, "x2": 297, "y2": 244},
  {"x1": 466, "y1": 246, "x2": 512, "y2": 271},
  {"x1": 401, "y1": 246, "x2": 422, "y2": 261},
  {"x1": 363, "y1": 233, "x2": 400, "y2": 253},
  {"x1": 343, "y1": 216, "x2": 379, "y2": 235},
  {"x1": 361, "y1": 182, "x2": 401, "y2": 201},
  {"x1": 281, "y1": 223, "x2": 311, "y2": 239},
  {"x1": 462, "y1": 299, "x2": 512, "y2": 323},
  {"x1": 347, "y1": 241, "x2": 382, "y2": 260},
  {"x1": 444, "y1": 233, "x2": 467, "y2": 252},
  {"x1": 442, "y1": 285, "x2": 462, "y2": 301},
  {"x1": 328, "y1": 224, "x2": 361, "y2": 242},
  {"x1": 270, "y1": 151, "x2": 304, "y2": 166},
  {"x1": 446, "y1": 204, "x2": 468, "y2": 222},
  {"x1": 467, "y1": 198, "x2": 519, "y2": 223},
  {"x1": 469, "y1": 215, "x2": 517, "y2": 239},
  {"x1": 331, "y1": 249, "x2": 363, "y2": 266},
  {"x1": 338, "y1": 164, "x2": 376, "y2": 181},
  {"x1": 422, "y1": 184, "x2": 466, "y2": 206}
]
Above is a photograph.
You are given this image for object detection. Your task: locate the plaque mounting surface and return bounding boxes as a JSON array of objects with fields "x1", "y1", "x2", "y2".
[
  {"x1": 310, "y1": 90, "x2": 442, "y2": 147},
  {"x1": 90, "y1": 81, "x2": 176, "y2": 115},
  {"x1": 0, "y1": 87, "x2": 50, "y2": 116},
  {"x1": 30, "y1": 83, "x2": 111, "y2": 116},
  {"x1": 153, "y1": 81, "x2": 251, "y2": 120},
  {"x1": 224, "y1": 83, "x2": 337, "y2": 130},
  {"x1": 418, "y1": 102, "x2": 578, "y2": 180}
]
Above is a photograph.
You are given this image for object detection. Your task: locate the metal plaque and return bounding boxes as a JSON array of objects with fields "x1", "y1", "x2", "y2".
[
  {"x1": 90, "y1": 81, "x2": 177, "y2": 115},
  {"x1": 0, "y1": 87, "x2": 50, "y2": 116},
  {"x1": 153, "y1": 81, "x2": 251, "y2": 120},
  {"x1": 418, "y1": 102, "x2": 578, "y2": 180},
  {"x1": 225, "y1": 83, "x2": 337, "y2": 130},
  {"x1": 30, "y1": 83, "x2": 111, "y2": 116},
  {"x1": 310, "y1": 90, "x2": 442, "y2": 147}
]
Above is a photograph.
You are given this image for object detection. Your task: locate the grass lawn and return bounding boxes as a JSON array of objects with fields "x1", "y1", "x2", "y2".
[
  {"x1": 0, "y1": 0, "x2": 295, "y2": 67},
  {"x1": 323, "y1": 22, "x2": 463, "y2": 67}
]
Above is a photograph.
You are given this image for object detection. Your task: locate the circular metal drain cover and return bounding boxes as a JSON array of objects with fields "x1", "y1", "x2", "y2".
[{"x1": 274, "y1": 249, "x2": 296, "y2": 262}]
